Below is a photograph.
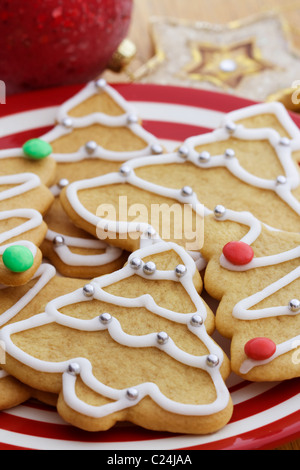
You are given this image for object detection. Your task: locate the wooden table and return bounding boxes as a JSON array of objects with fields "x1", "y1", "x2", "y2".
[{"x1": 105, "y1": 0, "x2": 300, "y2": 450}]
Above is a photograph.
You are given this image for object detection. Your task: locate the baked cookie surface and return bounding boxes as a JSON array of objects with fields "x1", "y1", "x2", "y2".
[
  {"x1": 60, "y1": 102, "x2": 300, "y2": 258},
  {"x1": 201, "y1": 207, "x2": 300, "y2": 382},
  {"x1": 0, "y1": 242, "x2": 233, "y2": 434}
]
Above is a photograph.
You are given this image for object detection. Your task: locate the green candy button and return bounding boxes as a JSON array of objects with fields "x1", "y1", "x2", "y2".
[
  {"x1": 2, "y1": 245, "x2": 34, "y2": 273},
  {"x1": 23, "y1": 138, "x2": 52, "y2": 160}
]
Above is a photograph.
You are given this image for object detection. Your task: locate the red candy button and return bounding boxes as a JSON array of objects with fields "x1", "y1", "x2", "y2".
[
  {"x1": 223, "y1": 241, "x2": 254, "y2": 265},
  {"x1": 244, "y1": 337, "x2": 276, "y2": 361}
]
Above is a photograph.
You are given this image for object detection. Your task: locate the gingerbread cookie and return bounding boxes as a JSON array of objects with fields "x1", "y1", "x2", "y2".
[
  {"x1": 0, "y1": 241, "x2": 233, "y2": 434},
  {"x1": 60, "y1": 102, "x2": 300, "y2": 256},
  {"x1": 0, "y1": 139, "x2": 56, "y2": 188},
  {"x1": 41, "y1": 180, "x2": 128, "y2": 279},
  {"x1": 38, "y1": 79, "x2": 164, "y2": 184},
  {"x1": 0, "y1": 146, "x2": 56, "y2": 285},
  {"x1": 201, "y1": 207, "x2": 300, "y2": 382},
  {"x1": 0, "y1": 263, "x2": 83, "y2": 410},
  {"x1": 0, "y1": 369, "x2": 31, "y2": 411},
  {"x1": 0, "y1": 208, "x2": 47, "y2": 286}
]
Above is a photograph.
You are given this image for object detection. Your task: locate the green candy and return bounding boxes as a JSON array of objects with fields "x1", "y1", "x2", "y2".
[
  {"x1": 2, "y1": 245, "x2": 34, "y2": 273},
  {"x1": 23, "y1": 138, "x2": 52, "y2": 160}
]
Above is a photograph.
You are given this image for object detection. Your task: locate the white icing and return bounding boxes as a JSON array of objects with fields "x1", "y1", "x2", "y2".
[
  {"x1": 0, "y1": 208, "x2": 45, "y2": 259},
  {"x1": 0, "y1": 242, "x2": 230, "y2": 419},
  {"x1": 213, "y1": 208, "x2": 300, "y2": 374},
  {"x1": 0, "y1": 172, "x2": 41, "y2": 202},
  {"x1": 233, "y1": 265, "x2": 300, "y2": 320},
  {"x1": 184, "y1": 102, "x2": 300, "y2": 216},
  {"x1": 62, "y1": 100, "x2": 300, "y2": 376},
  {"x1": 66, "y1": 159, "x2": 206, "y2": 236},
  {"x1": 0, "y1": 209, "x2": 42, "y2": 245},
  {"x1": 0, "y1": 263, "x2": 55, "y2": 327},
  {"x1": 0, "y1": 173, "x2": 45, "y2": 267},
  {"x1": 56, "y1": 80, "x2": 137, "y2": 127},
  {"x1": 47, "y1": 184, "x2": 124, "y2": 267},
  {"x1": 223, "y1": 101, "x2": 300, "y2": 140},
  {"x1": 46, "y1": 228, "x2": 123, "y2": 267},
  {"x1": 63, "y1": 102, "x2": 300, "y2": 283},
  {"x1": 0, "y1": 147, "x2": 24, "y2": 160},
  {"x1": 66, "y1": 178, "x2": 298, "y2": 374},
  {"x1": 0, "y1": 264, "x2": 55, "y2": 385},
  {"x1": 40, "y1": 80, "x2": 162, "y2": 163}
]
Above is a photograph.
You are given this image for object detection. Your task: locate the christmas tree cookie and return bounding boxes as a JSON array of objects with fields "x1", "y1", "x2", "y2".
[
  {"x1": 201, "y1": 206, "x2": 300, "y2": 382},
  {"x1": 0, "y1": 242, "x2": 233, "y2": 434},
  {"x1": 0, "y1": 147, "x2": 55, "y2": 285},
  {"x1": 0, "y1": 263, "x2": 83, "y2": 410},
  {"x1": 41, "y1": 179, "x2": 128, "y2": 279},
  {"x1": 38, "y1": 79, "x2": 164, "y2": 184},
  {"x1": 59, "y1": 102, "x2": 300, "y2": 258}
]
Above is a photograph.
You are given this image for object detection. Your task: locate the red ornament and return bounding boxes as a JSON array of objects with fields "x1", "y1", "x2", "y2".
[
  {"x1": 0, "y1": 0, "x2": 133, "y2": 95},
  {"x1": 244, "y1": 337, "x2": 276, "y2": 361},
  {"x1": 223, "y1": 241, "x2": 254, "y2": 266}
]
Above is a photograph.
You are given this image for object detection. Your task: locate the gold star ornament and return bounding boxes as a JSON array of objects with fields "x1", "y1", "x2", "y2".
[
  {"x1": 183, "y1": 39, "x2": 275, "y2": 89},
  {"x1": 133, "y1": 12, "x2": 300, "y2": 102}
]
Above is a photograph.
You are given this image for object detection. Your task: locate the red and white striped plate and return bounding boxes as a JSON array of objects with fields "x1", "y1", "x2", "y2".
[{"x1": 0, "y1": 83, "x2": 299, "y2": 450}]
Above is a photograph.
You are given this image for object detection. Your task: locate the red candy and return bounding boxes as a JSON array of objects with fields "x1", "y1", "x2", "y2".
[
  {"x1": 223, "y1": 241, "x2": 254, "y2": 266},
  {"x1": 244, "y1": 337, "x2": 276, "y2": 361}
]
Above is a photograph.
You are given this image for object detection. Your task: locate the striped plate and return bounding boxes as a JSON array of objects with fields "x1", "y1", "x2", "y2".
[{"x1": 0, "y1": 83, "x2": 299, "y2": 450}]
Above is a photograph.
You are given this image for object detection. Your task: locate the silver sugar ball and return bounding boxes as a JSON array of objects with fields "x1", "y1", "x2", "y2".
[
  {"x1": 225, "y1": 122, "x2": 237, "y2": 133},
  {"x1": 156, "y1": 331, "x2": 169, "y2": 345},
  {"x1": 57, "y1": 178, "x2": 69, "y2": 189},
  {"x1": 206, "y1": 354, "x2": 220, "y2": 367},
  {"x1": 53, "y1": 235, "x2": 65, "y2": 247},
  {"x1": 190, "y1": 314, "x2": 204, "y2": 327},
  {"x1": 181, "y1": 185, "x2": 193, "y2": 197},
  {"x1": 82, "y1": 283, "x2": 95, "y2": 298},
  {"x1": 61, "y1": 117, "x2": 73, "y2": 129},
  {"x1": 95, "y1": 78, "x2": 107, "y2": 90},
  {"x1": 151, "y1": 143, "x2": 163, "y2": 155},
  {"x1": 175, "y1": 264, "x2": 187, "y2": 278},
  {"x1": 178, "y1": 145, "x2": 189, "y2": 159},
  {"x1": 198, "y1": 151, "x2": 211, "y2": 163},
  {"x1": 99, "y1": 313, "x2": 112, "y2": 324},
  {"x1": 279, "y1": 137, "x2": 290, "y2": 146},
  {"x1": 276, "y1": 175, "x2": 287, "y2": 185},
  {"x1": 126, "y1": 388, "x2": 139, "y2": 400},
  {"x1": 127, "y1": 114, "x2": 139, "y2": 125},
  {"x1": 85, "y1": 140, "x2": 98, "y2": 154},
  {"x1": 145, "y1": 225, "x2": 156, "y2": 239},
  {"x1": 119, "y1": 164, "x2": 131, "y2": 177},
  {"x1": 67, "y1": 362, "x2": 81, "y2": 376},
  {"x1": 214, "y1": 205, "x2": 226, "y2": 219},
  {"x1": 224, "y1": 148, "x2": 235, "y2": 158},
  {"x1": 288, "y1": 299, "x2": 300, "y2": 312},
  {"x1": 130, "y1": 257, "x2": 142, "y2": 270},
  {"x1": 143, "y1": 261, "x2": 156, "y2": 275}
]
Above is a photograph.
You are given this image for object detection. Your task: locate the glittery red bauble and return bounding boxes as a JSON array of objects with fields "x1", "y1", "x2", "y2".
[{"x1": 0, "y1": 0, "x2": 133, "y2": 95}]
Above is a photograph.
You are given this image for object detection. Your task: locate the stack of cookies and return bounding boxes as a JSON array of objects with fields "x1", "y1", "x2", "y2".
[{"x1": 0, "y1": 78, "x2": 299, "y2": 437}]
